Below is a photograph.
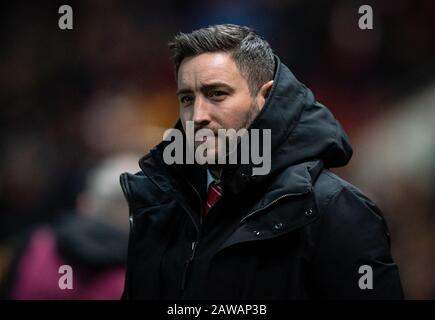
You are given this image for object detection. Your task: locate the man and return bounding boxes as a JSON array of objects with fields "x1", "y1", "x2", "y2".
[{"x1": 120, "y1": 24, "x2": 404, "y2": 299}]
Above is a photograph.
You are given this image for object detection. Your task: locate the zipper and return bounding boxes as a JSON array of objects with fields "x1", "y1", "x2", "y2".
[
  {"x1": 120, "y1": 172, "x2": 135, "y2": 233},
  {"x1": 239, "y1": 191, "x2": 311, "y2": 225},
  {"x1": 179, "y1": 179, "x2": 204, "y2": 294},
  {"x1": 180, "y1": 240, "x2": 198, "y2": 292},
  {"x1": 185, "y1": 179, "x2": 204, "y2": 226},
  {"x1": 119, "y1": 172, "x2": 135, "y2": 299}
]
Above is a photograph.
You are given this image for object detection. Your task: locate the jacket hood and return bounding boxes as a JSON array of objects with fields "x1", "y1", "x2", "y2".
[{"x1": 242, "y1": 55, "x2": 352, "y2": 172}]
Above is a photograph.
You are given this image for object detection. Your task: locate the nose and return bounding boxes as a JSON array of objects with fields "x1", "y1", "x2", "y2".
[{"x1": 192, "y1": 96, "x2": 211, "y2": 127}]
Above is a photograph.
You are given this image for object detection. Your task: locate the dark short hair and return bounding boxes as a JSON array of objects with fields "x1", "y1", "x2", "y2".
[{"x1": 168, "y1": 24, "x2": 275, "y2": 94}]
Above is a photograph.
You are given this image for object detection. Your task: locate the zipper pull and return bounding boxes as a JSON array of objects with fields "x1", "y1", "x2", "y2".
[{"x1": 180, "y1": 241, "x2": 198, "y2": 292}]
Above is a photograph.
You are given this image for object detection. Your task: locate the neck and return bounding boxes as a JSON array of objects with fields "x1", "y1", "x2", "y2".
[{"x1": 208, "y1": 165, "x2": 222, "y2": 180}]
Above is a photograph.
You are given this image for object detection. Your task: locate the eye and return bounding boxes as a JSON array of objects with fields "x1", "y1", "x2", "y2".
[
  {"x1": 180, "y1": 95, "x2": 193, "y2": 104},
  {"x1": 208, "y1": 91, "x2": 227, "y2": 99}
]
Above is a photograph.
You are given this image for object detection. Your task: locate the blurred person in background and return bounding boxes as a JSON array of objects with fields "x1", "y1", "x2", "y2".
[{"x1": 0, "y1": 154, "x2": 138, "y2": 299}]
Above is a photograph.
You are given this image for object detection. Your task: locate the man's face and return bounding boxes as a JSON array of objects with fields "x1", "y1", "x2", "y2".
[{"x1": 177, "y1": 52, "x2": 269, "y2": 160}]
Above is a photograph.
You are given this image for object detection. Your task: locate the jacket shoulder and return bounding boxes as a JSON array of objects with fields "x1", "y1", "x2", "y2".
[
  {"x1": 307, "y1": 169, "x2": 403, "y2": 298},
  {"x1": 313, "y1": 169, "x2": 381, "y2": 218},
  {"x1": 119, "y1": 170, "x2": 170, "y2": 210},
  {"x1": 312, "y1": 169, "x2": 389, "y2": 241}
]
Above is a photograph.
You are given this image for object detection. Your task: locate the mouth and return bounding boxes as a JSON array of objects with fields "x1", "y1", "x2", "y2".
[{"x1": 195, "y1": 133, "x2": 217, "y2": 143}]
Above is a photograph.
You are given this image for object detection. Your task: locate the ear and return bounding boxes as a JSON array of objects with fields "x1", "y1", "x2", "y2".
[{"x1": 256, "y1": 80, "x2": 274, "y2": 110}]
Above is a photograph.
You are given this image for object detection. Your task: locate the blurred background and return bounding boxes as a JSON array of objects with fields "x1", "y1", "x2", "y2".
[{"x1": 0, "y1": 0, "x2": 434, "y2": 299}]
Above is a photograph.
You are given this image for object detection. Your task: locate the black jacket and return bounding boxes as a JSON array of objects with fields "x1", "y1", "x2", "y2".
[{"x1": 120, "y1": 56, "x2": 404, "y2": 299}]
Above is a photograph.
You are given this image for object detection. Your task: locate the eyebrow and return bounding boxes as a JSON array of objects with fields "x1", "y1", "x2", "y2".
[{"x1": 176, "y1": 82, "x2": 235, "y2": 96}]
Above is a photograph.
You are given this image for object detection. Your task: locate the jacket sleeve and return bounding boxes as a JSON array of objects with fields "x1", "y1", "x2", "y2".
[{"x1": 308, "y1": 185, "x2": 404, "y2": 299}]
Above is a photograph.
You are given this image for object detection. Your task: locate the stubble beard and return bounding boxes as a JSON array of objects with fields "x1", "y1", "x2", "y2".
[{"x1": 206, "y1": 101, "x2": 261, "y2": 176}]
